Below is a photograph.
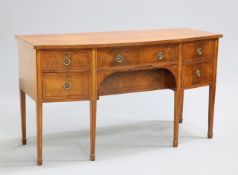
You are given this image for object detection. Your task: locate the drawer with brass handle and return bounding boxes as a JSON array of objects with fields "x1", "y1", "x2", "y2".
[
  {"x1": 183, "y1": 40, "x2": 215, "y2": 61},
  {"x1": 97, "y1": 47, "x2": 140, "y2": 68},
  {"x1": 140, "y1": 44, "x2": 178, "y2": 63},
  {"x1": 97, "y1": 44, "x2": 178, "y2": 69},
  {"x1": 183, "y1": 61, "x2": 213, "y2": 88},
  {"x1": 41, "y1": 51, "x2": 90, "y2": 72},
  {"x1": 42, "y1": 73, "x2": 90, "y2": 102}
]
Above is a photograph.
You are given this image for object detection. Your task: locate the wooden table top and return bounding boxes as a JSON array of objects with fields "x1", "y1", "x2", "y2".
[{"x1": 16, "y1": 28, "x2": 222, "y2": 49}]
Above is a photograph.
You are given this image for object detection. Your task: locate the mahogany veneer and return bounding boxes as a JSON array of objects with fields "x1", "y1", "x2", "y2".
[{"x1": 16, "y1": 28, "x2": 222, "y2": 165}]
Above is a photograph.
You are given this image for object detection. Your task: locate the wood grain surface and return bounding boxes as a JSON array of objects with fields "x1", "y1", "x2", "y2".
[{"x1": 16, "y1": 28, "x2": 222, "y2": 49}]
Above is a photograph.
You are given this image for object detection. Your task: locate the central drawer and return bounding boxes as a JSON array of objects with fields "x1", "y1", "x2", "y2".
[
  {"x1": 97, "y1": 44, "x2": 178, "y2": 69},
  {"x1": 97, "y1": 47, "x2": 140, "y2": 68},
  {"x1": 42, "y1": 73, "x2": 90, "y2": 102}
]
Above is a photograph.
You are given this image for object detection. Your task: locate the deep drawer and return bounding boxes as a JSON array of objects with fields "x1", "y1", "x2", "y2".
[
  {"x1": 183, "y1": 61, "x2": 213, "y2": 88},
  {"x1": 43, "y1": 73, "x2": 90, "y2": 101}
]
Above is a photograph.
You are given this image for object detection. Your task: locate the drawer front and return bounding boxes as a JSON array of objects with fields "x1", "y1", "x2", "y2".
[
  {"x1": 183, "y1": 40, "x2": 215, "y2": 61},
  {"x1": 97, "y1": 47, "x2": 140, "y2": 68},
  {"x1": 140, "y1": 44, "x2": 178, "y2": 63},
  {"x1": 41, "y1": 51, "x2": 90, "y2": 71},
  {"x1": 43, "y1": 73, "x2": 89, "y2": 101},
  {"x1": 97, "y1": 45, "x2": 178, "y2": 69},
  {"x1": 183, "y1": 61, "x2": 212, "y2": 88}
]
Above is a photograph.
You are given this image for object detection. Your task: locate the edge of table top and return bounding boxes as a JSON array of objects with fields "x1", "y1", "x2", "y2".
[{"x1": 16, "y1": 28, "x2": 223, "y2": 49}]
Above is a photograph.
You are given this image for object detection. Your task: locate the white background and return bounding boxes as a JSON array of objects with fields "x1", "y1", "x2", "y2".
[{"x1": 0, "y1": 0, "x2": 238, "y2": 174}]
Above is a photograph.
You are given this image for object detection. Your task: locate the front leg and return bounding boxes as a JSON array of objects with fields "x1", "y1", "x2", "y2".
[
  {"x1": 208, "y1": 85, "x2": 216, "y2": 138},
  {"x1": 20, "y1": 89, "x2": 27, "y2": 145},
  {"x1": 90, "y1": 99, "x2": 97, "y2": 161},
  {"x1": 173, "y1": 88, "x2": 182, "y2": 147},
  {"x1": 36, "y1": 102, "x2": 43, "y2": 165},
  {"x1": 90, "y1": 49, "x2": 97, "y2": 160}
]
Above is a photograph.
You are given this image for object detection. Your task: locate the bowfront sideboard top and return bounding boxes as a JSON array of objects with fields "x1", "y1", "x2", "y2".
[
  {"x1": 16, "y1": 28, "x2": 222, "y2": 49},
  {"x1": 16, "y1": 28, "x2": 222, "y2": 165}
]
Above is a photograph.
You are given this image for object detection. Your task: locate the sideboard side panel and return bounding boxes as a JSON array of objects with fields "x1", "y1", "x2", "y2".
[{"x1": 18, "y1": 41, "x2": 37, "y2": 100}]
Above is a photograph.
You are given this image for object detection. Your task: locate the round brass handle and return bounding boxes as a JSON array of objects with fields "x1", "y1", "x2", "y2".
[
  {"x1": 196, "y1": 69, "x2": 201, "y2": 77},
  {"x1": 63, "y1": 56, "x2": 71, "y2": 66},
  {"x1": 115, "y1": 54, "x2": 124, "y2": 63},
  {"x1": 196, "y1": 48, "x2": 202, "y2": 56},
  {"x1": 64, "y1": 82, "x2": 71, "y2": 90},
  {"x1": 157, "y1": 51, "x2": 164, "y2": 60}
]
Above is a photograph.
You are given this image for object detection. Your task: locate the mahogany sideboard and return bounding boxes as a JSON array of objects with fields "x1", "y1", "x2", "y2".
[{"x1": 16, "y1": 28, "x2": 222, "y2": 165}]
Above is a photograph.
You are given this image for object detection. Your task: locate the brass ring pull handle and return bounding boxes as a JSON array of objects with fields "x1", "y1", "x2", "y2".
[
  {"x1": 157, "y1": 51, "x2": 164, "y2": 60},
  {"x1": 196, "y1": 48, "x2": 202, "y2": 56},
  {"x1": 196, "y1": 69, "x2": 201, "y2": 77},
  {"x1": 64, "y1": 82, "x2": 72, "y2": 90},
  {"x1": 115, "y1": 54, "x2": 124, "y2": 63},
  {"x1": 63, "y1": 55, "x2": 71, "y2": 66}
]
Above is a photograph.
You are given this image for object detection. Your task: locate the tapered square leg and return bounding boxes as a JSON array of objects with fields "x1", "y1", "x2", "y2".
[
  {"x1": 179, "y1": 89, "x2": 184, "y2": 124},
  {"x1": 90, "y1": 99, "x2": 97, "y2": 161},
  {"x1": 20, "y1": 89, "x2": 27, "y2": 145},
  {"x1": 36, "y1": 102, "x2": 43, "y2": 165},
  {"x1": 173, "y1": 88, "x2": 182, "y2": 147},
  {"x1": 208, "y1": 85, "x2": 216, "y2": 139},
  {"x1": 90, "y1": 49, "x2": 97, "y2": 161}
]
